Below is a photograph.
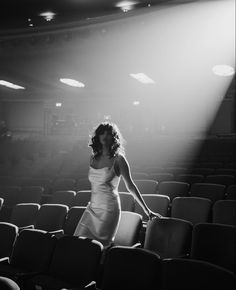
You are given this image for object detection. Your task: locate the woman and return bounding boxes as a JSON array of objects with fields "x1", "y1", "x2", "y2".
[{"x1": 74, "y1": 122, "x2": 162, "y2": 246}]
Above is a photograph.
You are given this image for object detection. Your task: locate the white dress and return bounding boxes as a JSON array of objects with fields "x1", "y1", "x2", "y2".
[{"x1": 73, "y1": 158, "x2": 121, "y2": 246}]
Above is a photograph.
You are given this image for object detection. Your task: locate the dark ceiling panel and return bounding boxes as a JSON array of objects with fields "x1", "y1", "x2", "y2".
[{"x1": 0, "y1": 0, "x2": 201, "y2": 32}]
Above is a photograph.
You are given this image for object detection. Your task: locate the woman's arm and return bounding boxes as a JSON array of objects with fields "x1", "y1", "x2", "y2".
[{"x1": 117, "y1": 154, "x2": 162, "y2": 219}]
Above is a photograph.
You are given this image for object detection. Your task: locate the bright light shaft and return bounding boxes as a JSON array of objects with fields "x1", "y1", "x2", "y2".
[
  {"x1": 60, "y1": 78, "x2": 85, "y2": 87},
  {"x1": 0, "y1": 80, "x2": 25, "y2": 90}
]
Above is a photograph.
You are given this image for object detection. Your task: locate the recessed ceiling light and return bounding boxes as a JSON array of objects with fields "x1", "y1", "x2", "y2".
[
  {"x1": 115, "y1": 1, "x2": 139, "y2": 12},
  {"x1": 39, "y1": 11, "x2": 56, "y2": 21},
  {"x1": 133, "y1": 101, "x2": 140, "y2": 105},
  {"x1": 104, "y1": 115, "x2": 111, "y2": 120},
  {"x1": 212, "y1": 65, "x2": 235, "y2": 76},
  {"x1": 0, "y1": 80, "x2": 25, "y2": 90},
  {"x1": 56, "y1": 102, "x2": 62, "y2": 107},
  {"x1": 60, "y1": 78, "x2": 85, "y2": 88},
  {"x1": 130, "y1": 73, "x2": 155, "y2": 84}
]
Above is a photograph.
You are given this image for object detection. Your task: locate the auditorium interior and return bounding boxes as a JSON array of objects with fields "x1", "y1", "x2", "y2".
[{"x1": 0, "y1": 0, "x2": 235, "y2": 289}]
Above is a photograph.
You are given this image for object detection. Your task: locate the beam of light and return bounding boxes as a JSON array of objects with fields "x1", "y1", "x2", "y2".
[
  {"x1": 72, "y1": 0, "x2": 234, "y2": 167},
  {"x1": 0, "y1": 80, "x2": 25, "y2": 90},
  {"x1": 60, "y1": 78, "x2": 85, "y2": 88},
  {"x1": 212, "y1": 65, "x2": 235, "y2": 76},
  {"x1": 130, "y1": 73, "x2": 155, "y2": 84}
]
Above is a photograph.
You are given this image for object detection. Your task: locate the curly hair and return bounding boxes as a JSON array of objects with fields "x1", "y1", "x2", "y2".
[{"x1": 88, "y1": 122, "x2": 125, "y2": 159}]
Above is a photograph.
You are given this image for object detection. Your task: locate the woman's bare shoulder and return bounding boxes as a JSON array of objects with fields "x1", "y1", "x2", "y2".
[{"x1": 116, "y1": 153, "x2": 128, "y2": 165}]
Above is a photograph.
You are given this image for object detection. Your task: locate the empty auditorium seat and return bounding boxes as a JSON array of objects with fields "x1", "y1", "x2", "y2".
[
  {"x1": 132, "y1": 172, "x2": 149, "y2": 179},
  {"x1": 100, "y1": 246, "x2": 162, "y2": 290},
  {"x1": 0, "y1": 229, "x2": 57, "y2": 288},
  {"x1": 48, "y1": 190, "x2": 76, "y2": 207},
  {"x1": 144, "y1": 217, "x2": 192, "y2": 258},
  {"x1": 73, "y1": 190, "x2": 91, "y2": 206},
  {"x1": 22, "y1": 178, "x2": 52, "y2": 194},
  {"x1": 191, "y1": 223, "x2": 236, "y2": 273},
  {"x1": 17, "y1": 186, "x2": 43, "y2": 204},
  {"x1": 50, "y1": 178, "x2": 77, "y2": 193},
  {"x1": 148, "y1": 173, "x2": 174, "y2": 183},
  {"x1": 0, "y1": 187, "x2": 21, "y2": 207},
  {"x1": 164, "y1": 167, "x2": 188, "y2": 176},
  {"x1": 189, "y1": 168, "x2": 214, "y2": 176},
  {"x1": 63, "y1": 206, "x2": 86, "y2": 235},
  {"x1": 162, "y1": 258, "x2": 236, "y2": 290},
  {"x1": 134, "y1": 194, "x2": 170, "y2": 221},
  {"x1": 113, "y1": 211, "x2": 142, "y2": 247},
  {"x1": 133, "y1": 179, "x2": 158, "y2": 194},
  {"x1": 9, "y1": 203, "x2": 40, "y2": 228},
  {"x1": 190, "y1": 183, "x2": 226, "y2": 203},
  {"x1": 158, "y1": 181, "x2": 190, "y2": 202},
  {"x1": 0, "y1": 222, "x2": 18, "y2": 259},
  {"x1": 171, "y1": 197, "x2": 212, "y2": 226},
  {"x1": 212, "y1": 200, "x2": 236, "y2": 226},
  {"x1": 199, "y1": 162, "x2": 223, "y2": 169},
  {"x1": 215, "y1": 168, "x2": 236, "y2": 177},
  {"x1": 34, "y1": 204, "x2": 68, "y2": 232},
  {"x1": 205, "y1": 175, "x2": 235, "y2": 187},
  {"x1": 26, "y1": 236, "x2": 103, "y2": 290},
  {"x1": 175, "y1": 174, "x2": 205, "y2": 185}
]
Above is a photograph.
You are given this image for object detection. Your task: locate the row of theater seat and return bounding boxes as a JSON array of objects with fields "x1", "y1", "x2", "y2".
[
  {"x1": 1, "y1": 170, "x2": 236, "y2": 189},
  {"x1": 0, "y1": 185, "x2": 236, "y2": 227},
  {"x1": 0, "y1": 221, "x2": 235, "y2": 289},
  {"x1": 0, "y1": 179, "x2": 235, "y2": 209},
  {"x1": 0, "y1": 197, "x2": 235, "y2": 243}
]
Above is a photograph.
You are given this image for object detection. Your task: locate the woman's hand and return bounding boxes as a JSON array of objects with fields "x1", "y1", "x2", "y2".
[{"x1": 148, "y1": 210, "x2": 163, "y2": 220}]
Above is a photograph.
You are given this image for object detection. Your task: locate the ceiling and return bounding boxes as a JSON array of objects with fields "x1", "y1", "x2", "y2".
[
  {"x1": 0, "y1": 0, "x2": 234, "y2": 104},
  {"x1": 0, "y1": 0, "x2": 202, "y2": 33}
]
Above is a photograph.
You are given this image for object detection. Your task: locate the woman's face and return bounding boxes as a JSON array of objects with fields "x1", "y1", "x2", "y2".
[{"x1": 99, "y1": 130, "x2": 113, "y2": 146}]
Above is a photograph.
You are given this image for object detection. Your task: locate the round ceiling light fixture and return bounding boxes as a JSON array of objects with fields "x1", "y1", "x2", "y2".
[{"x1": 212, "y1": 64, "x2": 235, "y2": 77}]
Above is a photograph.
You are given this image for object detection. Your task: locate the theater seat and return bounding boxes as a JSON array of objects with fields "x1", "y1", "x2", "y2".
[
  {"x1": 191, "y1": 223, "x2": 236, "y2": 273},
  {"x1": 100, "y1": 246, "x2": 162, "y2": 290},
  {"x1": 212, "y1": 200, "x2": 236, "y2": 226},
  {"x1": 162, "y1": 258, "x2": 236, "y2": 290},
  {"x1": 0, "y1": 229, "x2": 57, "y2": 288},
  {"x1": 26, "y1": 236, "x2": 103, "y2": 290},
  {"x1": 144, "y1": 217, "x2": 192, "y2": 259},
  {"x1": 0, "y1": 222, "x2": 18, "y2": 259}
]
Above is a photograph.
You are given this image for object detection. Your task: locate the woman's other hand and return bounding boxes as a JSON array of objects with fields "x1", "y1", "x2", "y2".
[{"x1": 148, "y1": 210, "x2": 163, "y2": 220}]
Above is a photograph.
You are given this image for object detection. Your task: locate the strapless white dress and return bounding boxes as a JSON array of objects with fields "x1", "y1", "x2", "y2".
[{"x1": 73, "y1": 161, "x2": 121, "y2": 246}]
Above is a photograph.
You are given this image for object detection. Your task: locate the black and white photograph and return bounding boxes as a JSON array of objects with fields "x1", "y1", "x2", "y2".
[{"x1": 0, "y1": 0, "x2": 235, "y2": 289}]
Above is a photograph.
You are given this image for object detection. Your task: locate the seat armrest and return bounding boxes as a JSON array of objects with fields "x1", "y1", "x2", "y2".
[
  {"x1": 131, "y1": 242, "x2": 142, "y2": 248},
  {"x1": 70, "y1": 281, "x2": 98, "y2": 290},
  {"x1": 19, "y1": 225, "x2": 34, "y2": 231},
  {"x1": 0, "y1": 257, "x2": 9, "y2": 264},
  {"x1": 48, "y1": 229, "x2": 64, "y2": 238}
]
